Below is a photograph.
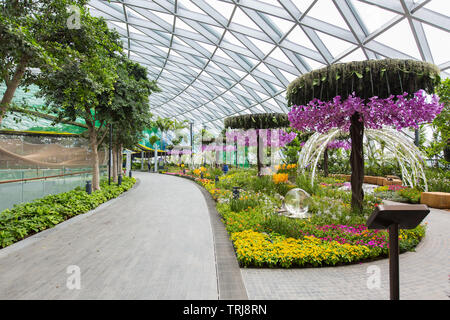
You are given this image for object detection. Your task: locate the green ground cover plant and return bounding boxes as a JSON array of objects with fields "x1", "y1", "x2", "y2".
[{"x1": 0, "y1": 177, "x2": 136, "y2": 248}]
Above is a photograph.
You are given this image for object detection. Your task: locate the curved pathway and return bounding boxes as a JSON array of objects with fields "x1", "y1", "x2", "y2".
[
  {"x1": 241, "y1": 200, "x2": 450, "y2": 300},
  {"x1": 0, "y1": 171, "x2": 448, "y2": 300},
  {"x1": 0, "y1": 172, "x2": 245, "y2": 299}
]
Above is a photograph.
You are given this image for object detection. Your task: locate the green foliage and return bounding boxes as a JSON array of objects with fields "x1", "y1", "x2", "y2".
[
  {"x1": 207, "y1": 167, "x2": 223, "y2": 179},
  {"x1": 425, "y1": 78, "x2": 450, "y2": 165},
  {"x1": 0, "y1": 0, "x2": 89, "y2": 122},
  {"x1": 0, "y1": 177, "x2": 136, "y2": 248},
  {"x1": 296, "y1": 173, "x2": 320, "y2": 195},
  {"x1": 148, "y1": 134, "x2": 160, "y2": 147},
  {"x1": 230, "y1": 196, "x2": 261, "y2": 213},
  {"x1": 218, "y1": 203, "x2": 265, "y2": 235},
  {"x1": 364, "y1": 161, "x2": 402, "y2": 177},
  {"x1": 37, "y1": 8, "x2": 123, "y2": 124},
  {"x1": 397, "y1": 187, "x2": 421, "y2": 204},
  {"x1": 425, "y1": 168, "x2": 450, "y2": 192},
  {"x1": 36, "y1": 8, "x2": 124, "y2": 189},
  {"x1": 286, "y1": 59, "x2": 441, "y2": 107},
  {"x1": 281, "y1": 130, "x2": 310, "y2": 165},
  {"x1": 108, "y1": 57, "x2": 159, "y2": 150}
]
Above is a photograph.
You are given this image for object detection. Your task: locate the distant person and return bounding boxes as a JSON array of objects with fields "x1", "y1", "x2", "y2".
[{"x1": 222, "y1": 164, "x2": 229, "y2": 174}]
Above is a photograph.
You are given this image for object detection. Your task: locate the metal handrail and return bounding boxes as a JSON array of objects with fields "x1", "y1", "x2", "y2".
[{"x1": 0, "y1": 170, "x2": 92, "y2": 185}]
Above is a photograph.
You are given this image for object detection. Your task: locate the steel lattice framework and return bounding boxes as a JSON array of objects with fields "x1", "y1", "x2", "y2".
[{"x1": 87, "y1": 0, "x2": 450, "y2": 131}]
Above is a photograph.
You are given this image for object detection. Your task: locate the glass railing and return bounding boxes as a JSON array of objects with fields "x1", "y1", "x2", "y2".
[{"x1": 0, "y1": 167, "x2": 107, "y2": 212}]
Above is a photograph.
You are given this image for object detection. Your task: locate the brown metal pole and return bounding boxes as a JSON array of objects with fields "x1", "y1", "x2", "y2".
[{"x1": 389, "y1": 223, "x2": 400, "y2": 300}]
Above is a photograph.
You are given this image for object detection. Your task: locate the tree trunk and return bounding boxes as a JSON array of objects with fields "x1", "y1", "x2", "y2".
[
  {"x1": 323, "y1": 147, "x2": 329, "y2": 177},
  {"x1": 444, "y1": 138, "x2": 450, "y2": 163},
  {"x1": 112, "y1": 144, "x2": 118, "y2": 183},
  {"x1": 88, "y1": 126, "x2": 101, "y2": 191},
  {"x1": 350, "y1": 112, "x2": 364, "y2": 214},
  {"x1": 0, "y1": 57, "x2": 28, "y2": 124}
]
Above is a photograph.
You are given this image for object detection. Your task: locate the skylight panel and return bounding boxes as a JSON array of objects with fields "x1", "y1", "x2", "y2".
[
  {"x1": 423, "y1": 0, "x2": 450, "y2": 13},
  {"x1": 266, "y1": 15, "x2": 296, "y2": 35},
  {"x1": 278, "y1": 69, "x2": 299, "y2": 83},
  {"x1": 296, "y1": 0, "x2": 316, "y2": 14},
  {"x1": 248, "y1": 37, "x2": 275, "y2": 56},
  {"x1": 212, "y1": 1, "x2": 235, "y2": 21},
  {"x1": 269, "y1": 47, "x2": 292, "y2": 65},
  {"x1": 232, "y1": 6, "x2": 261, "y2": 31},
  {"x1": 126, "y1": 6, "x2": 151, "y2": 22},
  {"x1": 302, "y1": 57, "x2": 325, "y2": 71},
  {"x1": 284, "y1": 25, "x2": 317, "y2": 51},
  {"x1": 222, "y1": 30, "x2": 244, "y2": 47},
  {"x1": 178, "y1": 0, "x2": 205, "y2": 15},
  {"x1": 108, "y1": 21, "x2": 127, "y2": 31},
  {"x1": 307, "y1": 0, "x2": 350, "y2": 30},
  {"x1": 228, "y1": 67, "x2": 247, "y2": 79},
  {"x1": 152, "y1": 9, "x2": 175, "y2": 25},
  {"x1": 175, "y1": 17, "x2": 199, "y2": 34},
  {"x1": 372, "y1": 19, "x2": 421, "y2": 59},
  {"x1": 350, "y1": 0, "x2": 399, "y2": 33},
  {"x1": 338, "y1": 47, "x2": 367, "y2": 63},
  {"x1": 316, "y1": 31, "x2": 354, "y2": 58},
  {"x1": 128, "y1": 25, "x2": 145, "y2": 35},
  {"x1": 422, "y1": 24, "x2": 450, "y2": 65}
]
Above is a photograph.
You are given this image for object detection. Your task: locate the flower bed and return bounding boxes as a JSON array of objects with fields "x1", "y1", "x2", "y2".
[{"x1": 189, "y1": 168, "x2": 426, "y2": 268}]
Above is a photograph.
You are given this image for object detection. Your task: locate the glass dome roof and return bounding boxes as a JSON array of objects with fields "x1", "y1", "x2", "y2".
[{"x1": 87, "y1": 0, "x2": 450, "y2": 131}]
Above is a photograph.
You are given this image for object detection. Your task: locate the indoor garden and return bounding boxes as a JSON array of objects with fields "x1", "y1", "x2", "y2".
[{"x1": 0, "y1": 0, "x2": 448, "y2": 303}]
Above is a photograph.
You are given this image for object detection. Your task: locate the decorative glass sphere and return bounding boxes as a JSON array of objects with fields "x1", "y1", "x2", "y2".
[{"x1": 284, "y1": 188, "x2": 311, "y2": 218}]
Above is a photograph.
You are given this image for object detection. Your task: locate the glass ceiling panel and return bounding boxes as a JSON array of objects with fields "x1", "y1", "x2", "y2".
[{"x1": 90, "y1": 0, "x2": 450, "y2": 132}]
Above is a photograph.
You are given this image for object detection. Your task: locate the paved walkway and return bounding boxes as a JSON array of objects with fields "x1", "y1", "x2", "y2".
[
  {"x1": 241, "y1": 201, "x2": 450, "y2": 300},
  {"x1": 0, "y1": 172, "x2": 241, "y2": 299}
]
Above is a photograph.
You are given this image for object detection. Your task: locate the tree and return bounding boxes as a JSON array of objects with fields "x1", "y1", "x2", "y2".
[
  {"x1": 0, "y1": 0, "x2": 88, "y2": 124},
  {"x1": 148, "y1": 134, "x2": 160, "y2": 172},
  {"x1": 36, "y1": 7, "x2": 123, "y2": 191},
  {"x1": 105, "y1": 57, "x2": 159, "y2": 182},
  {"x1": 287, "y1": 59, "x2": 442, "y2": 214},
  {"x1": 426, "y1": 78, "x2": 450, "y2": 166},
  {"x1": 153, "y1": 117, "x2": 174, "y2": 167}
]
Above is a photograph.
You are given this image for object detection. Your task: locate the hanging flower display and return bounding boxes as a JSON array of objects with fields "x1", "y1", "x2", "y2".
[
  {"x1": 327, "y1": 139, "x2": 351, "y2": 150},
  {"x1": 286, "y1": 59, "x2": 443, "y2": 214},
  {"x1": 288, "y1": 90, "x2": 443, "y2": 133}
]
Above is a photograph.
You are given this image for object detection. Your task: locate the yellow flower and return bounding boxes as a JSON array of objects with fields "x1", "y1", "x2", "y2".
[{"x1": 273, "y1": 173, "x2": 289, "y2": 184}]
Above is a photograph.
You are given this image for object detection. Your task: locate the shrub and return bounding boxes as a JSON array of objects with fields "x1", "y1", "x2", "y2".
[
  {"x1": 0, "y1": 177, "x2": 136, "y2": 248},
  {"x1": 397, "y1": 187, "x2": 421, "y2": 203}
]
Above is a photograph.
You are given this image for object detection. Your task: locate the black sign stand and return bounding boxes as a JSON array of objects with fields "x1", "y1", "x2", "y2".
[
  {"x1": 389, "y1": 223, "x2": 399, "y2": 300},
  {"x1": 366, "y1": 204, "x2": 430, "y2": 300}
]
